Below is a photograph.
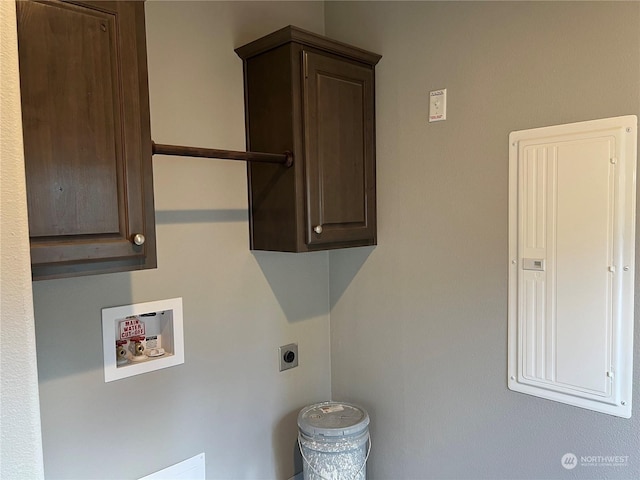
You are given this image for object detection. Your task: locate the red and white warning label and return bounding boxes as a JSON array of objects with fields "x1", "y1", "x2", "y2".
[{"x1": 119, "y1": 317, "x2": 145, "y2": 340}]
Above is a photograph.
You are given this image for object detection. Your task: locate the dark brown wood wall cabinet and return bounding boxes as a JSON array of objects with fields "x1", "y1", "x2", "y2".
[
  {"x1": 236, "y1": 26, "x2": 381, "y2": 252},
  {"x1": 16, "y1": 0, "x2": 156, "y2": 280}
]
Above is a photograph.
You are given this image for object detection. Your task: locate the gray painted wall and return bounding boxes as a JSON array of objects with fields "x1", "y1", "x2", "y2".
[
  {"x1": 326, "y1": 2, "x2": 640, "y2": 479},
  {"x1": 32, "y1": 2, "x2": 329, "y2": 479},
  {"x1": 14, "y1": 1, "x2": 640, "y2": 479}
]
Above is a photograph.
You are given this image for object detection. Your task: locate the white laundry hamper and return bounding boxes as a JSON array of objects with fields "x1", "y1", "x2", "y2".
[{"x1": 297, "y1": 402, "x2": 370, "y2": 480}]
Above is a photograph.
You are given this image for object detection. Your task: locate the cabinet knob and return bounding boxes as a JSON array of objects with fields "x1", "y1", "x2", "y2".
[
  {"x1": 132, "y1": 233, "x2": 146, "y2": 246},
  {"x1": 313, "y1": 225, "x2": 323, "y2": 234}
]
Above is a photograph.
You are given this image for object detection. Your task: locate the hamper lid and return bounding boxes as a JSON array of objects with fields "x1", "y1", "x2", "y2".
[{"x1": 298, "y1": 401, "x2": 369, "y2": 437}]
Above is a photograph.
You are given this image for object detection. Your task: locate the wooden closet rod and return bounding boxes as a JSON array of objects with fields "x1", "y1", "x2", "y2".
[{"x1": 152, "y1": 142, "x2": 293, "y2": 167}]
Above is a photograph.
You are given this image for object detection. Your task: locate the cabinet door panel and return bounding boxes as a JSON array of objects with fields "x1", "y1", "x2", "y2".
[
  {"x1": 316, "y1": 74, "x2": 365, "y2": 224},
  {"x1": 303, "y1": 51, "x2": 376, "y2": 247},
  {"x1": 17, "y1": 0, "x2": 155, "y2": 278},
  {"x1": 20, "y1": 0, "x2": 121, "y2": 237}
]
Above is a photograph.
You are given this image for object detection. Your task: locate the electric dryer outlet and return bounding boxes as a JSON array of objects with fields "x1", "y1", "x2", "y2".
[{"x1": 279, "y1": 343, "x2": 298, "y2": 371}]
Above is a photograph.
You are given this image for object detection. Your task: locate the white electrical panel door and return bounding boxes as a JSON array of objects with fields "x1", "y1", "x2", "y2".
[{"x1": 508, "y1": 116, "x2": 636, "y2": 418}]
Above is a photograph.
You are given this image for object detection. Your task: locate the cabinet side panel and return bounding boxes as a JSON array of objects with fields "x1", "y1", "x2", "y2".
[
  {"x1": 245, "y1": 45, "x2": 298, "y2": 251},
  {"x1": 121, "y1": 0, "x2": 156, "y2": 269}
]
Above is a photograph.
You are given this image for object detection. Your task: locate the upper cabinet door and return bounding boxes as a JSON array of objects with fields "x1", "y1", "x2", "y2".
[
  {"x1": 303, "y1": 51, "x2": 376, "y2": 247},
  {"x1": 17, "y1": 0, "x2": 156, "y2": 279}
]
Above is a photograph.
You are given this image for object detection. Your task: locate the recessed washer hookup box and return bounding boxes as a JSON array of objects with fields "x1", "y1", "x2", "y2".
[{"x1": 102, "y1": 297, "x2": 184, "y2": 382}]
